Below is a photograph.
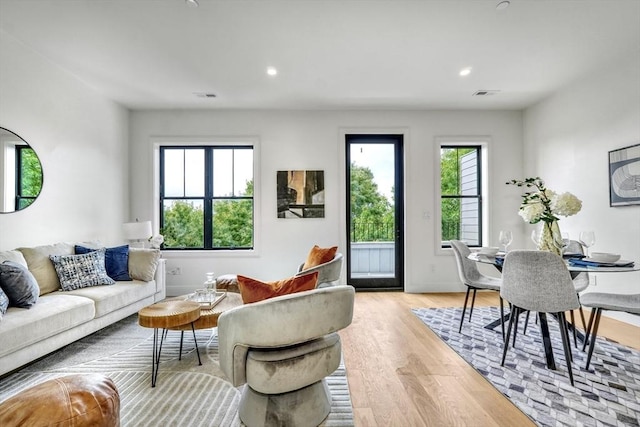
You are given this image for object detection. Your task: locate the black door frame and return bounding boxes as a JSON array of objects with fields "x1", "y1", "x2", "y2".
[{"x1": 345, "y1": 134, "x2": 404, "y2": 291}]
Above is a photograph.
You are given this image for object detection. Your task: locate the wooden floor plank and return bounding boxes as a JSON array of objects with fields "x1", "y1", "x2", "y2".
[{"x1": 340, "y1": 291, "x2": 639, "y2": 427}]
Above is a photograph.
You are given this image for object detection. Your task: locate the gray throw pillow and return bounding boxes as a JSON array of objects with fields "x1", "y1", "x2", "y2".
[
  {"x1": 0, "y1": 286, "x2": 9, "y2": 319},
  {"x1": 0, "y1": 261, "x2": 40, "y2": 308},
  {"x1": 50, "y1": 249, "x2": 116, "y2": 291}
]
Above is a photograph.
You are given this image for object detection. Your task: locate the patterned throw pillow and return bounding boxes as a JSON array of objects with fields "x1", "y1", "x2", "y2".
[
  {"x1": 50, "y1": 249, "x2": 116, "y2": 291},
  {"x1": 74, "y1": 245, "x2": 132, "y2": 281},
  {"x1": 0, "y1": 287, "x2": 9, "y2": 320},
  {"x1": 237, "y1": 271, "x2": 318, "y2": 304},
  {"x1": 0, "y1": 261, "x2": 40, "y2": 308}
]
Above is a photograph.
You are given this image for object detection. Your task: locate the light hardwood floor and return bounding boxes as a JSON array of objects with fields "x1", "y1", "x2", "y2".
[{"x1": 339, "y1": 291, "x2": 640, "y2": 427}]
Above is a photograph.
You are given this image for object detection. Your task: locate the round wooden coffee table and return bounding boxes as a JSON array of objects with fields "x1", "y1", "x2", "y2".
[
  {"x1": 138, "y1": 300, "x2": 201, "y2": 387},
  {"x1": 168, "y1": 292, "x2": 243, "y2": 331}
]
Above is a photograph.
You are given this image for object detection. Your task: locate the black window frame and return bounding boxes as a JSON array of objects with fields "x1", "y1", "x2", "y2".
[
  {"x1": 159, "y1": 145, "x2": 254, "y2": 250},
  {"x1": 440, "y1": 144, "x2": 483, "y2": 249},
  {"x1": 15, "y1": 145, "x2": 41, "y2": 210}
]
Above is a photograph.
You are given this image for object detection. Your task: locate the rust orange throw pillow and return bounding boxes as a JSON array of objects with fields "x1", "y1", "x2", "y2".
[
  {"x1": 237, "y1": 272, "x2": 318, "y2": 304},
  {"x1": 302, "y1": 245, "x2": 338, "y2": 270}
]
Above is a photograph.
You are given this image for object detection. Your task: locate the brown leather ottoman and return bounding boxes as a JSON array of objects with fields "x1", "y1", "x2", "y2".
[{"x1": 0, "y1": 374, "x2": 120, "y2": 427}]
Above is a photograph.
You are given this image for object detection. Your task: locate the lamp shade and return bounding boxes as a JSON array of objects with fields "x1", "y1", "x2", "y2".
[{"x1": 123, "y1": 221, "x2": 152, "y2": 241}]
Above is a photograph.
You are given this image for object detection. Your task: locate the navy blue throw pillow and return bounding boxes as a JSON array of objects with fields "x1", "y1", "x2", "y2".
[
  {"x1": 75, "y1": 245, "x2": 132, "y2": 281},
  {"x1": 0, "y1": 261, "x2": 39, "y2": 308}
]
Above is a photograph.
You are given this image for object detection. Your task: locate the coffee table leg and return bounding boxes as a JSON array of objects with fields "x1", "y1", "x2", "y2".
[
  {"x1": 151, "y1": 328, "x2": 160, "y2": 387},
  {"x1": 179, "y1": 331, "x2": 184, "y2": 361},
  {"x1": 191, "y1": 323, "x2": 202, "y2": 366}
]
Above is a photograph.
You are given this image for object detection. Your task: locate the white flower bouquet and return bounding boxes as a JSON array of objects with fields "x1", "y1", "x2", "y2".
[{"x1": 507, "y1": 177, "x2": 582, "y2": 224}]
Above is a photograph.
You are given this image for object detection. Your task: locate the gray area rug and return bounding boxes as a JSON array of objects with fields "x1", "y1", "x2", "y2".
[
  {"x1": 0, "y1": 314, "x2": 354, "y2": 426},
  {"x1": 413, "y1": 307, "x2": 640, "y2": 427}
]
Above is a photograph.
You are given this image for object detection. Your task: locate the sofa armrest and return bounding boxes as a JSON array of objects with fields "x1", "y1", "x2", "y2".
[{"x1": 154, "y1": 259, "x2": 166, "y2": 301}]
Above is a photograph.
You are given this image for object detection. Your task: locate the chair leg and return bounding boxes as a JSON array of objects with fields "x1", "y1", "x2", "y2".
[
  {"x1": 501, "y1": 305, "x2": 518, "y2": 366},
  {"x1": 459, "y1": 287, "x2": 472, "y2": 333},
  {"x1": 585, "y1": 308, "x2": 603, "y2": 371},
  {"x1": 499, "y1": 296, "x2": 505, "y2": 342},
  {"x1": 512, "y1": 308, "x2": 522, "y2": 346},
  {"x1": 523, "y1": 311, "x2": 531, "y2": 335},
  {"x1": 578, "y1": 306, "x2": 587, "y2": 332},
  {"x1": 557, "y1": 312, "x2": 575, "y2": 386},
  {"x1": 469, "y1": 288, "x2": 478, "y2": 321},
  {"x1": 569, "y1": 310, "x2": 578, "y2": 348},
  {"x1": 582, "y1": 308, "x2": 597, "y2": 352}
]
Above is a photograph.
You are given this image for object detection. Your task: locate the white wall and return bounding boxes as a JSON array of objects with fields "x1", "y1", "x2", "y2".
[
  {"x1": 129, "y1": 109, "x2": 523, "y2": 295},
  {"x1": 523, "y1": 56, "x2": 640, "y2": 324},
  {"x1": 0, "y1": 32, "x2": 130, "y2": 250}
]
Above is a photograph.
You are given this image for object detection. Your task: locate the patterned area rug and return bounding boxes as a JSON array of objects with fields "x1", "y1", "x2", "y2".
[
  {"x1": 412, "y1": 307, "x2": 640, "y2": 427},
  {"x1": 0, "y1": 315, "x2": 354, "y2": 426}
]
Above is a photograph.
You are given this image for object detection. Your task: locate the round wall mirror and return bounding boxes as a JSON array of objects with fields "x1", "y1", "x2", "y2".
[{"x1": 0, "y1": 127, "x2": 43, "y2": 213}]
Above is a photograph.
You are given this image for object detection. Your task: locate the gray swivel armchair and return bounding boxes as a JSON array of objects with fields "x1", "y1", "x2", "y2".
[
  {"x1": 295, "y1": 252, "x2": 343, "y2": 287},
  {"x1": 580, "y1": 292, "x2": 640, "y2": 370},
  {"x1": 450, "y1": 240, "x2": 504, "y2": 338},
  {"x1": 217, "y1": 285, "x2": 355, "y2": 427},
  {"x1": 500, "y1": 250, "x2": 580, "y2": 385}
]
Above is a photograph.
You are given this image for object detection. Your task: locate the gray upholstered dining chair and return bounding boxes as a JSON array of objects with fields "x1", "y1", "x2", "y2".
[
  {"x1": 500, "y1": 250, "x2": 580, "y2": 385},
  {"x1": 450, "y1": 240, "x2": 504, "y2": 338},
  {"x1": 579, "y1": 292, "x2": 640, "y2": 370},
  {"x1": 565, "y1": 240, "x2": 590, "y2": 345}
]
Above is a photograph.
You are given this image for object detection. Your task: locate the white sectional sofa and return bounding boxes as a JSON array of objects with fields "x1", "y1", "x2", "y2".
[{"x1": 0, "y1": 242, "x2": 165, "y2": 376}]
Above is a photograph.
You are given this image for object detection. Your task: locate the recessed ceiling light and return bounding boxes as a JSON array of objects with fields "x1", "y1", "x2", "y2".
[
  {"x1": 496, "y1": 1, "x2": 510, "y2": 11},
  {"x1": 266, "y1": 67, "x2": 278, "y2": 76},
  {"x1": 459, "y1": 67, "x2": 472, "y2": 77},
  {"x1": 185, "y1": 0, "x2": 199, "y2": 7}
]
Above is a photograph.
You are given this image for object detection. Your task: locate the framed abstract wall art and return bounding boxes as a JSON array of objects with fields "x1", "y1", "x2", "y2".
[
  {"x1": 277, "y1": 170, "x2": 325, "y2": 218},
  {"x1": 608, "y1": 143, "x2": 640, "y2": 207}
]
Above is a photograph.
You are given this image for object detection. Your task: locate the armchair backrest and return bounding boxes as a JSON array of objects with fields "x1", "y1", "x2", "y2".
[
  {"x1": 218, "y1": 285, "x2": 355, "y2": 386},
  {"x1": 296, "y1": 252, "x2": 343, "y2": 286}
]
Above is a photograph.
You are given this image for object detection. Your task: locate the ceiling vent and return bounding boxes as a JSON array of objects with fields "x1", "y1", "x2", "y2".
[
  {"x1": 473, "y1": 90, "x2": 500, "y2": 96},
  {"x1": 194, "y1": 93, "x2": 217, "y2": 98}
]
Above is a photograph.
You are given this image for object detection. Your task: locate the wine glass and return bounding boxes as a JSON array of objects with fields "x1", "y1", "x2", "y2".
[
  {"x1": 531, "y1": 229, "x2": 541, "y2": 248},
  {"x1": 579, "y1": 231, "x2": 596, "y2": 257},
  {"x1": 498, "y1": 230, "x2": 513, "y2": 253}
]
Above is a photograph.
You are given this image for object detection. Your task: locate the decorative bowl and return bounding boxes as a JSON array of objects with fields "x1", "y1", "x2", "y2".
[
  {"x1": 478, "y1": 247, "x2": 499, "y2": 257},
  {"x1": 589, "y1": 252, "x2": 621, "y2": 263}
]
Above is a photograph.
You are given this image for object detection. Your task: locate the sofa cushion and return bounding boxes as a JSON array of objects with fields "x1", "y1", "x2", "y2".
[
  {"x1": 302, "y1": 245, "x2": 338, "y2": 270},
  {"x1": 50, "y1": 249, "x2": 116, "y2": 291},
  {"x1": 0, "y1": 250, "x2": 28, "y2": 268},
  {"x1": 0, "y1": 293, "x2": 95, "y2": 358},
  {"x1": 128, "y1": 248, "x2": 160, "y2": 281},
  {"x1": 0, "y1": 261, "x2": 40, "y2": 308},
  {"x1": 237, "y1": 272, "x2": 318, "y2": 304},
  {"x1": 17, "y1": 243, "x2": 74, "y2": 295},
  {"x1": 0, "y1": 287, "x2": 8, "y2": 320},
  {"x1": 63, "y1": 280, "x2": 156, "y2": 318},
  {"x1": 75, "y1": 245, "x2": 132, "y2": 281}
]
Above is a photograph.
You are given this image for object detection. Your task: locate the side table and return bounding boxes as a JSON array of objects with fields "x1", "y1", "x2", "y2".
[{"x1": 138, "y1": 300, "x2": 201, "y2": 387}]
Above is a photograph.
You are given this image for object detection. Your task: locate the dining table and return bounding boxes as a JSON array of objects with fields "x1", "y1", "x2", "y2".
[{"x1": 467, "y1": 251, "x2": 639, "y2": 370}]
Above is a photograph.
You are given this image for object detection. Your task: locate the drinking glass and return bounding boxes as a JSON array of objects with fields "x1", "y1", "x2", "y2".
[
  {"x1": 579, "y1": 231, "x2": 596, "y2": 256},
  {"x1": 498, "y1": 230, "x2": 513, "y2": 253},
  {"x1": 531, "y1": 229, "x2": 541, "y2": 247}
]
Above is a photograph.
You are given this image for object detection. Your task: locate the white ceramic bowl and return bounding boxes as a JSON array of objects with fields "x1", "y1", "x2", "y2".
[
  {"x1": 478, "y1": 247, "x2": 499, "y2": 256},
  {"x1": 589, "y1": 252, "x2": 621, "y2": 263}
]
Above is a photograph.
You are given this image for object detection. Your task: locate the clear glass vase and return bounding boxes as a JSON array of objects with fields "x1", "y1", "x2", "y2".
[{"x1": 537, "y1": 221, "x2": 563, "y2": 256}]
